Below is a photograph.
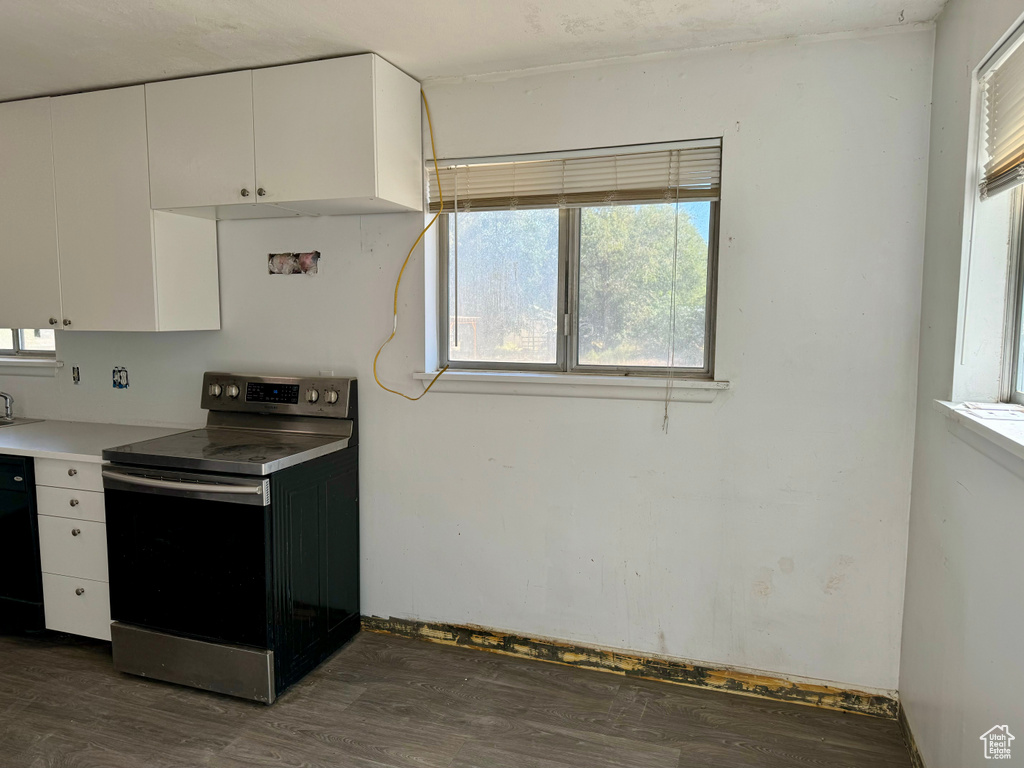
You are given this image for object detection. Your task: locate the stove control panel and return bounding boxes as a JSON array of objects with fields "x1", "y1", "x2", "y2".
[
  {"x1": 201, "y1": 372, "x2": 355, "y2": 419},
  {"x1": 247, "y1": 382, "x2": 300, "y2": 404}
]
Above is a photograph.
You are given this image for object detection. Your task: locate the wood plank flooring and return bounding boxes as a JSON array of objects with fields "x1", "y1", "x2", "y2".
[{"x1": 0, "y1": 630, "x2": 912, "y2": 767}]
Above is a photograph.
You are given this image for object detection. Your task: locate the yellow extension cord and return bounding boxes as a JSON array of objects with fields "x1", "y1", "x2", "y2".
[{"x1": 372, "y1": 91, "x2": 449, "y2": 400}]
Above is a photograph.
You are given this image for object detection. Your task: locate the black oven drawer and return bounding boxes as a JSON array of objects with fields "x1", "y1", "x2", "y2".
[{"x1": 105, "y1": 484, "x2": 271, "y2": 649}]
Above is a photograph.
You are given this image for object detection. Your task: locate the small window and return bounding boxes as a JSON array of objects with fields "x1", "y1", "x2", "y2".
[
  {"x1": 980, "y1": 33, "x2": 1024, "y2": 199},
  {"x1": 446, "y1": 208, "x2": 562, "y2": 366},
  {"x1": 432, "y1": 141, "x2": 720, "y2": 377},
  {"x1": 0, "y1": 329, "x2": 57, "y2": 357},
  {"x1": 1005, "y1": 189, "x2": 1024, "y2": 403},
  {"x1": 981, "y1": 28, "x2": 1024, "y2": 402}
]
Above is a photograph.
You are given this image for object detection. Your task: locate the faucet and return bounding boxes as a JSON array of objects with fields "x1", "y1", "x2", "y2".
[{"x1": 0, "y1": 392, "x2": 12, "y2": 421}]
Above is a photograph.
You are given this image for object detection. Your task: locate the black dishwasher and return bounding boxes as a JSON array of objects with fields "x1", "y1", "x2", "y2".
[{"x1": 0, "y1": 455, "x2": 44, "y2": 631}]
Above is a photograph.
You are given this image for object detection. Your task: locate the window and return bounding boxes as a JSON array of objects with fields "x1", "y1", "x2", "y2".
[
  {"x1": 978, "y1": 27, "x2": 1024, "y2": 403},
  {"x1": 1004, "y1": 189, "x2": 1024, "y2": 403},
  {"x1": 0, "y1": 329, "x2": 57, "y2": 357},
  {"x1": 980, "y1": 33, "x2": 1024, "y2": 199},
  {"x1": 432, "y1": 141, "x2": 720, "y2": 377}
]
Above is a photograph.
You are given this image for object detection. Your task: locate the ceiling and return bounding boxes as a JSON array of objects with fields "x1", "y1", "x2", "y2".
[{"x1": 0, "y1": 0, "x2": 947, "y2": 102}]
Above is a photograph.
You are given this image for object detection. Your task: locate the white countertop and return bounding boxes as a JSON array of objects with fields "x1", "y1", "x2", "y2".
[{"x1": 0, "y1": 420, "x2": 186, "y2": 464}]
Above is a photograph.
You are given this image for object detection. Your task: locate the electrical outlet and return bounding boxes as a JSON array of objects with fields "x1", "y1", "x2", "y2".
[
  {"x1": 112, "y1": 367, "x2": 129, "y2": 389},
  {"x1": 72, "y1": 366, "x2": 80, "y2": 385}
]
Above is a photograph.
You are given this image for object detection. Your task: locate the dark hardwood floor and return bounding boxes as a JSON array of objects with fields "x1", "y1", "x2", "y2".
[{"x1": 0, "y1": 630, "x2": 912, "y2": 767}]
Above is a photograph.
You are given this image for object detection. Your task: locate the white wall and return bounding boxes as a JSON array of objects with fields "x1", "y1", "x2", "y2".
[
  {"x1": 901, "y1": 2, "x2": 1024, "y2": 765},
  {"x1": 0, "y1": 28, "x2": 934, "y2": 692}
]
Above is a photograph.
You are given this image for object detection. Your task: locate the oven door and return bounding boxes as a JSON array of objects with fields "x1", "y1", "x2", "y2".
[{"x1": 103, "y1": 466, "x2": 272, "y2": 649}]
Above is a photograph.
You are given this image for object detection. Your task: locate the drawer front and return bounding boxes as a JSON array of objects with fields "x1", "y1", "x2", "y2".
[
  {"x1": 38, "y1": 516, "x2": 108, "y2": 582},
  {"x1": 42, "y1": 573, "x2": 111, "y2": 641},
  {"x1": 36, "y1": 486, "x2": 105, "y2": 523},
  {"x1": 35, "y1": 458, "x2": 103, "y2": 493}
]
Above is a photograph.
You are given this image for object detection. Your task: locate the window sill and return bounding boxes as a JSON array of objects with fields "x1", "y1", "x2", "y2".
[
  {"x1": 413, "y1": 370, "x2": 731, "y2": 402},
  {"x1": 0, "y1": 357, "x2": 63, "y2": 378},
  {"x1": 935, "y1": 400, "x2": 1024, "y2": 478}
]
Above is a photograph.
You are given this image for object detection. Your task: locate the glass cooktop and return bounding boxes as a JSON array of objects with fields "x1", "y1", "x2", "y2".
[{"x1": 103, "y1": 427, "x2": 351, "y2": 476}]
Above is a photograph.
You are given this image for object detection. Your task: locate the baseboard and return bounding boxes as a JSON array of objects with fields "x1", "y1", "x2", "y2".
[
  {"x1": 898, "y1": 703, "x2": 927, "y2": 768},
  {"x1": 361, "y1": 615, "x2": 898, "y2": 719}
]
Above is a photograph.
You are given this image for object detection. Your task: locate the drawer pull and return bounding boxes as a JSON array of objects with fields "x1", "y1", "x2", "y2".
[
  {"x1": 71, "y1": 528, "x2": 81, "y2": 537},
  {"x1": 75, "y1": 587, "x2": 85, "y2": 596},
  {"x1": 68, "y1": 468, "x2": 78, "y2": 477},
  {"x1": 69, "y1": 498, "x2": 80, "y2": 507},
  {"x1": 13, "y1": 476, "x2": 22, "y2": 482}
]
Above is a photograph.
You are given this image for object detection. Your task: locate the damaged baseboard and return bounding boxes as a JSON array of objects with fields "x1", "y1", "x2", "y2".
[
  {"x1": 361, "y1": 615, "x2": 898, "y2": 719},
  {"x1": 898, "y1": 704, "x2": 927, "y2": 768}
]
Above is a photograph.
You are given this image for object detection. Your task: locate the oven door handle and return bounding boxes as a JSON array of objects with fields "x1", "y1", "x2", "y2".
[{"x1": 101, "y1": 470, "x2": 267, "y2": 497}]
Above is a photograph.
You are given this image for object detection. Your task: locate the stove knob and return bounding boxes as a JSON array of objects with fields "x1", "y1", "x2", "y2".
[
  {"x1": 324, "y1": 389, "x2": 339, "y2": 405},
  {"x1": 208, "y1": 383, "x2": 223, "y2": 398},
  {"x1": 306, "y1": 388, "x2": 320, "y2": 404},
  {"x1": 225, "y1": 384, "x2": 240, "y2": 399}
]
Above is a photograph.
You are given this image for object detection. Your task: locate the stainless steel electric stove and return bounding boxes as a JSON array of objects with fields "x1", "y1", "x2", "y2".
[{"x1": 101, "y1": 372, "x2": 360, "y2": 703}]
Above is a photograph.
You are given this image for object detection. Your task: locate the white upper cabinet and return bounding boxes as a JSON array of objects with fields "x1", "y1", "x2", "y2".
[
  {"x1": 253, "y1": 56, "x2": 377, "y2": 212},
  {"x1": 0, "y1": 98, "x2": 62, "y2": 330},
  {"x1": 50, "y1": 86, "x2": 219, "y2": 332},
  {"x1": 369, "y1": 56, "x2": 426, "y2": 214},
  {"x1": 146, "y1": 70, "x2": 256, "y2": 210},
  {"x1": 145, "y1": 54, "x2": 422, "y2": 219},
  {"x1": 0, "y1": 53, "x2": 417, "y2": 332},
  {"x1": 52, "y1": 86, "x2": 158, "y2": 331},
  {"x1": 253, "y1": 55, "x2": 423, "y2": 216}
]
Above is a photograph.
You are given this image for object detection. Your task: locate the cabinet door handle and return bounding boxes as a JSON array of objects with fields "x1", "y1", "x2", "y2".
[
  {"x1": 63, "y1": 319, "x2": 71, "y2": 327},
  {"x1": 69, "y1": 498, "x2": 79, "y2": 507},
  {"x1": 75, "y1": 587, "x2": 85, "y2": 596},
  {"x1": 240, "y1": 188, "x2": 250, "y2": 197},
  {"x1": 13, "y1": 476, "x2": 22, "y2": 482},
  {"x1": 256, "y1": 187, "x2": 266, "y2": 197},
  {"x1": 71, "y1": 528, "x2": 81, "y2": 536},
  {"x1": 68, "y1": 468, "x2": 78, "y2": 477},
  {"x1": 49, "y1": 318, "x2": 58, "y2": 326}
]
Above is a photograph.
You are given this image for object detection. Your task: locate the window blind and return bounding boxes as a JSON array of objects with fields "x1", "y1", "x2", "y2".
[
  {"x1": 427, "y1": 140, "x2": 721, "y2": 213},
  {"x1": 982, "y1": 38, "x2": 1024, "y2": 198}
]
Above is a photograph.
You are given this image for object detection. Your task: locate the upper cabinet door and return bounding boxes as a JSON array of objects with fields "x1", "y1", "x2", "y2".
[
  {"x1": 51, "y1": 86, "x2": 157, "y2": 332},
  {"x1": 147, "y1": 71, "x2": 257, "y2": 210},
  {"x1": 0, "y1": 98, "x2": 62, "y2": 330},
  {"x1": 253, "y1": 56, "x2": 377, "y2": 206}
]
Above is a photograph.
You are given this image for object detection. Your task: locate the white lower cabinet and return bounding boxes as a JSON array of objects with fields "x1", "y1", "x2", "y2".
[
  {"x1": 34, "y1": 459, "x2": 104, "y2": 493},
  {"x1": 35, "y1": 485, "x2": 105, "y2": 523},
  {"x1": 35, "y1": 459, "x2": 112, "y2": 641},
  {"x1": 41, "y1": 573, "x2": 111, "y2": 642},
  {"x1": 38, "y1": 516, "x2": 108, "y2": 583}
]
